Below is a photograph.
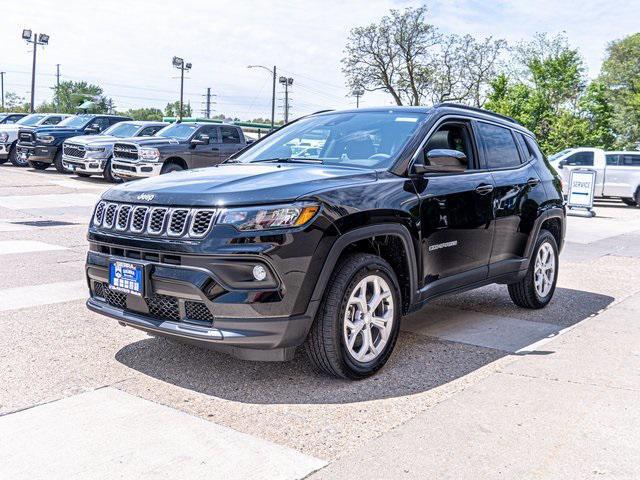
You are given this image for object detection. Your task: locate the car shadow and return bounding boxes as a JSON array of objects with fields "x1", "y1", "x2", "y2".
[{"x1": 115, "y1": 287, "x2": 614, "y2": 405}]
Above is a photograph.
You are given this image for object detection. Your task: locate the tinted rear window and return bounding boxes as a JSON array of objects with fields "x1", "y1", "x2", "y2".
[{"x1": 477, "y1": 122, "x2": 521, "y2": 169}]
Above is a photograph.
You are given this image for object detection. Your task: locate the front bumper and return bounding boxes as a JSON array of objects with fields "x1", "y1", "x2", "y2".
[
  {"x1": 17, "y1": 144, "x2": 57, "y2": 163},
  {"x1": 0, "y1": 143, "x2": 10, "y2": 159},
  {"x1": 85, "y1": 248, "x2": 316, "y2": 361},
  {"x1": 112, "y1": 159, "x2": 162, "y2": 179},
  {"x1": 62, "y1": 155, "x2": 107, "y2": 174}
]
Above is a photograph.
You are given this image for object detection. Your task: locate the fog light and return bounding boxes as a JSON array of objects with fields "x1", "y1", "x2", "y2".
[{"x1": 252, "y1": 265, "x2": 267, "y2": 281}]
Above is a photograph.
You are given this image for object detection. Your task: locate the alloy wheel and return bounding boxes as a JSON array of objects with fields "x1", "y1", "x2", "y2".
[{"x1": 534, "y1": 242, "x2": 555, "y2": 297}]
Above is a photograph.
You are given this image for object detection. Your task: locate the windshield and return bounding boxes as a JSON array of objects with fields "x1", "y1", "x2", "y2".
[
  {"x1": 17, "y1": 114, "x2": 46, "y2": 126},
  {"x1": 102, "y1": 122, "x2": 140, "y2": 138},
  {"x1": 234, "y1": 111, "x2": 429, "y2": 168},
  {"x1": 548, "y1": 148, "x2": 573, "y2": 161},
  {"x1": 156, "y1": 123, "x2": 198, "y2": 140},
  {"x1": 58, "y1": 116, "x2": 91, "y2": 129}
]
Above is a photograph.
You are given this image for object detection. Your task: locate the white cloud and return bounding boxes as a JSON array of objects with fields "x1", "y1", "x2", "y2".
[{"x1": 1, "y1": 0, "x2": 637, "y2": 119}]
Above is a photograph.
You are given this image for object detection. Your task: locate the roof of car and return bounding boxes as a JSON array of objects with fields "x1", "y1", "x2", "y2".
[
  {"x1": 607, "y1": 150, "x2": 640, "y2": 154},
  {"x1": 123, "y1": 120, "x2": 167, "y2": 126}
]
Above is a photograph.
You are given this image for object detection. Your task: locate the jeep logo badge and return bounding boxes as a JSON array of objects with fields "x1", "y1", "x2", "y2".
[{"x1": 137, "y1": 193, "x2": 155, "y2": 201}]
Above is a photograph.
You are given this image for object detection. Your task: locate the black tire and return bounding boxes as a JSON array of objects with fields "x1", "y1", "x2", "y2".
[
  {"x1": 635, "y1": 189, "x2": 640, "y2": 207},
  {"x1": 102, "y1": 157, "x2": 122, "y2": 183},
  {"x1": 160, "y1": 162, "x2": 184, "y2": 174},
  {"x1": 304, "y1": 253, "x2": 401, "y2": 379},
  {"x1": 9, "y1": 143, "x2": 27, "y2": 167},
  {"x1": 0, "y1": 157, "x2": 7, "y2": 165},
  {"x1": 28, "y1": 160, "x2": 49, "y2": 170},
  {"x1": 76, "y1": 173, "x2": 92, "y2": 178},
  {"x1": 53, "y1": 149, "x2": 70, "y2": 174},
  {"x1": 621, "y1": 198, "x2": 637, "y2": 207},
  {"x1": 508, "y1": 230, "x2": 559, "y2": 309}
]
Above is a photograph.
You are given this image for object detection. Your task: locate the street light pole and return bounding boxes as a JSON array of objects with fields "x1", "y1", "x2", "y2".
[
  {"x1": 172, "y1": 57, "x2": 191, "y2": 122},
  {"x1": 248, "y1": 65, "x2": 277, "y2": 130},
  {"x1": 22, "y1": 30, "x2": 49, "y2": 113},
  {"x1": 0, "y1": 72, "x2": 5, "y2": 110},
  {"x1": 279, "y1": 76, "x2": 294, "y2": 123}
]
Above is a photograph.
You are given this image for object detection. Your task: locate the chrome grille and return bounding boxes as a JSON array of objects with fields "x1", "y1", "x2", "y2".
[
  {"x1": 147, "y1": 208, "x2": 168, "y2": 234},
  {"x1": 131, "y1": 206, "x2": 148, "y2": 233},
  {"x1": 92, "y1": 201, "x2": 217, "y2": 238},
  {"x1": 189, "y1": 210, "x2": 217, "y2": 237},
  {"x1": 116, "y1": 205, "x2": 132, "y2": 231},
  {"x1": 113, "y1": 143, "x2": 139, "y2": 161},
  {"x1": 63, "y1": 143, "x2": 86, "y2": 158},
  {"x1": 168, "y1": 209, "x2": 189, "y2": 236}
]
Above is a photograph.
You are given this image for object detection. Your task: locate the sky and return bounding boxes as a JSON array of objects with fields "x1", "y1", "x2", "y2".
[{"x1": 1, "y1": 0, "x2": 639, "y2": 120}]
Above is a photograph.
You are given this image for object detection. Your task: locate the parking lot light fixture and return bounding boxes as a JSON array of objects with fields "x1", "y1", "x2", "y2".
[
  {"x1": 172, "y1": 57, "x2": 191, "y2": 122},
  {"x1": 248, "y1": 65, "x2": 277, "y2": 130},
  {"x1": 22, "y1": 29, "x2": 50, "y2": 113}
]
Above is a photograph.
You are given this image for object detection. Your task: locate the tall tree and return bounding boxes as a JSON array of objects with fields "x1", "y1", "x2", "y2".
[
  {"x1": 3, "y1": 92, "x2": 28, "y2": 112},
  {"x1": 48, "y1": 81, "x2": 111, "y2": 114},
  {"x1": 164, "y1": 101, "x2": 192, "y2": 117},
  {"x1": 599, "y1": 33, "x2": 640, "y2": 149},
  {"x1": 124, "y1": 107, "x2": 164, "y2": 121}
]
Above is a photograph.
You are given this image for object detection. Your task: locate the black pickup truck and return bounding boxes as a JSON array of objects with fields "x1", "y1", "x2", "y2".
[
  {"x1": 17, "y1": 114, "x2": 132, "y2": 173},
  {"x1": 111, "y1": 122, "x2": 248, "y2": 180}
]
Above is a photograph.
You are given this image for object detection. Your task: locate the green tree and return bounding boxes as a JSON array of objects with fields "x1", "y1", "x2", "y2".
[
  {"x1": 124, "y1": 107, "x2": 164, "y2": 121},
  {"x1": 50, "y1": 80, "x2": 111, "y2": 114},
  {"x1": 4, "y1": 92, "x2": 29, "y2": 112},
  {"x1": 164, "y1": 101, "x2": 192, "y2": 117},
  {"x1": 599, "y1": 33, "x2": 640, "y2": 149}
]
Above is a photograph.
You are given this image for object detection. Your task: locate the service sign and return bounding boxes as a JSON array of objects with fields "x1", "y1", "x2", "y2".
[{"x1": 568, "y1": 169, "x2": 596, "y2": 208}]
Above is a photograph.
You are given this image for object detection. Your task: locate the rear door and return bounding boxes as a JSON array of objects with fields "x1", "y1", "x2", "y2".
[
  {"x1": 477, "y1": 121, "x2": 546, "y2": 274},
  {"x1": 414, "y1": 118, "x2": 495, "y2": 298},
  {"x1": 603, "y1": 153, "x2": 640, "y2": 198}
]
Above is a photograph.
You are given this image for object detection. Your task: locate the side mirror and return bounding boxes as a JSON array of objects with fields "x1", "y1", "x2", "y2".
[
  {"x1": 191, "y1": 135, "x2": 209, "y2": 146},
  {"x1": 85, "y1": 124, "x2": 101, "y2": 134},
  {"x1": 557, "y1": 160, "x2": 565, "y2": 169},
  {"x1": 413, "y1": 149, "x2": 467, "y2": 174}
]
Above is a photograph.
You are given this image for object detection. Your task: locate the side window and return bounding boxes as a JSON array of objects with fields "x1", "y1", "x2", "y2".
[
  {"x1": 220, "y1": 126, "x2": 241, "y2": 144},
  {"x1": 621, "y1": 154, "x2": 640, "y2": 166},
  {"x1": 564, "y1": 151, "x2": 594, "y2": 166},
  {"x1": 139, "y1": 126, "x2": 160, "y2": 136},
  {"x1": 517, "y1": 133, "x2": 544, "y2": 163},
  {"x1": 91, "y1": 117, "x2": 110, "y2": 132},
  {"x1": 477, "y1": 121, "x2": 522, "y2": 169},
  {"x1": 109, "y1": 117, "x2": 124, "y2": 126},
  {"x1": 420, "y1": 122, "x2": 475, "y2": 170},
  {"x1": 606, "y1": 154, "x2": 619, "y2": 166},
  {"x1": 196, "y1": 126, "x2": 217, "y2": 142},
  {"x1": 43, "y1": 116, "x2": 61, "y2": 125}
]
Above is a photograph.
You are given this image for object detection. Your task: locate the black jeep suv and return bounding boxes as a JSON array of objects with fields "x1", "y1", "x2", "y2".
[{"x1": 85, "y1": 104, "x2": 565, "y2": 379}]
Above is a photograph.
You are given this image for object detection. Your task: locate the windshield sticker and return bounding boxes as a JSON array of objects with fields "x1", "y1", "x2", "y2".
[{"x1": 395, "y1": 117, "x2": 418, "y2": 122}]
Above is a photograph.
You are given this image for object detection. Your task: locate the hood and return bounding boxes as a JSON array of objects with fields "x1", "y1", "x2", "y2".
[
  {"x1": 28, "y1": 126, "x2": 83, "y2": 135},
  {"x1": 115, "y1": 136, "x2": 183, "y2": 147},
  {"x1": 65, "y1": 135, "x2": 120, "y2": 146},
  {"x1": 0, "y1": 124, "x2": 24, "y2": 133},
  {"x1": 102, "y1": 163, "x2": 378, "y2": 206}
]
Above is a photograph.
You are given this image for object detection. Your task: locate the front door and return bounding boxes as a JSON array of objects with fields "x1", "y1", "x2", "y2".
[
  {"x1": 413, "y1": 119, "x2": 495, "y2": 298},
  {"x1": 190, "y1": 126, "x2": 221, "y2": 168},
  {"x1": 219, "y1": 126, "x2": 243, "y2": 162}
]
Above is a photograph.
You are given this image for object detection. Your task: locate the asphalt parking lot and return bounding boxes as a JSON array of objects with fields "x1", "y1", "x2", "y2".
[{"x1": 1, "y1": 165, "x2": 639, "y2": 479}]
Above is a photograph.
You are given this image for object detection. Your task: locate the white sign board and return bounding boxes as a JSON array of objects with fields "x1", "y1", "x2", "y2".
[{"x1": 568, "y1": 169, "x2": 596, "y2": 208}]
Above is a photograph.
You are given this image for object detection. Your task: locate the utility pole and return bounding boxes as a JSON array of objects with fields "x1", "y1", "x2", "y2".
[
  {"x1": 205, "y1": 87, "x2": 211, "y2": 118},
  {"x1": 55, "y1": 64, "x2": 61, "y2": 112},
  {"x1": 279, "y1": 76, "x2": 293, "y2": 123},
  {"x1": 22, "y1": 30, "x2": 50, "y2": 113},
  {"x1": 172, "y1": 57, "x2": 191, "y2": 121},
  {"x1": 247, "y1": 65, "x2": 277, "y2": 130},
  {"x1": 352, "y1": 88, "x2": 365, "y2": 108},
  {"x1": 0, "y1": 72, "x2": 5, "y2": 110}
]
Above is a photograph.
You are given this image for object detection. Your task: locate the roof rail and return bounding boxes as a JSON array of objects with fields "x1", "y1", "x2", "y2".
[{"x1": 436, "y1": 102, "x2": 521, "y2": 126}]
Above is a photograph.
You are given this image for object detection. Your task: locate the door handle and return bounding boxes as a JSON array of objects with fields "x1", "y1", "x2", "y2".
[
  {"x1": 211, "y1": 147, "x2": 220, "y2": 151},
  {"x1": 527, "y1": 177, "x2": 541, "y2": 187},
  {"x1": 475, "y1": 184, "x2": 494, "y2": 195}
]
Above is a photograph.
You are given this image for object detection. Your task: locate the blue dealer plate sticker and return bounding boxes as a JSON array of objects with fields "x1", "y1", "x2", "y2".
[{"x1": 109, "y1": 261, "x2": 144, "y2": 296}]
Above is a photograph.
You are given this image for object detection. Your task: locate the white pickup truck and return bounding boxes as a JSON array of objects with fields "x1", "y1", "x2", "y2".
[{"x1": 549, "y1": 148, "x2": 640, "y2": 207}]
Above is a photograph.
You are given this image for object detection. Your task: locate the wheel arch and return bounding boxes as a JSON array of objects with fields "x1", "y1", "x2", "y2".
[
  {"x1": 309, "y1": 223, "x2": 419, "y2": 315},
  {"x1": 163, "y1": 156, "x2": 188, "y2": 169},
  {"x1": 523, "y1": 207, "x2": 566, "y2": 265}
]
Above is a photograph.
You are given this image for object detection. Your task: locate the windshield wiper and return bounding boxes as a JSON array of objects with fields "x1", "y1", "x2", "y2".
[{"x1": 249, "y1": 157, "x2": 323, "y2": 164}]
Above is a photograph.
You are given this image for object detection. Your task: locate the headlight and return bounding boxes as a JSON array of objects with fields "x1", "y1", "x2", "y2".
[
  {"x1": 139, "y1": 147, "x2": 160, "y2": 161},
  {"x1": 0, "y1": 132, "x2": 8, "y2": 143},
  {"x1": 85, "y1": 146, "x2": 105, "y2": 152},
  {"x1": 36, "y1": 134, "x2": 55, "y2": 144},
  {"x1": 216, "y1": 204, "x2": 319, "y2": 231},
  {"x1": 85, "y1": 146, "x2": 107, "y2": 158}
]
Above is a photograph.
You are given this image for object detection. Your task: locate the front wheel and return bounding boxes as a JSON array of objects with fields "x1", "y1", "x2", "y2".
[
  {"x1": 621, "y1": 198, "x2": 637, "y2": 207},
  {"x1": 53, "y1": 149, "x2": 70, "y2": 174},
  {"x1": 9, "y1": 144, "x2": 28, "y2": 167},
  {"x1": 508, "y1": 230, "x2": 559, "y2": 309},
  {"x1": 305, "y1": 253, "x2": 401, "y2": 379},
  {"x1": 102, "y1": 158, "x2": 122, "y2": 183},
  {"x1": 160, "y1": 162, "x2": 184, "y2": 174}
]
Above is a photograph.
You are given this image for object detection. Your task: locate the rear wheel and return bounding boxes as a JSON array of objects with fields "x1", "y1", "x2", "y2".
[
  {"x1": 53, "y1": 149, "x2": 70, "y2": 174},
  {"x1": 160, "y1": 162, "x2": 184, "y2": 174},
  {"x1": 28, "y1": 161, "x2": 49, "y2": 170},
  {"x1": 508, "y1": 230, "x2": 558, "y2": 309},
  {"x1": 305, "y1": 253, "x2": 401, "y2": 379}
]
